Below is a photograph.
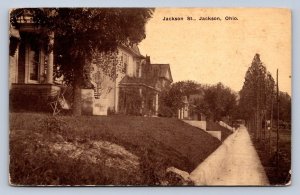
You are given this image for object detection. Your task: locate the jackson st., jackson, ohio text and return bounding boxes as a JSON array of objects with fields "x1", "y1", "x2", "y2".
[{"x1": 162, "y1": 16, "x2": 238, "y2": 21}]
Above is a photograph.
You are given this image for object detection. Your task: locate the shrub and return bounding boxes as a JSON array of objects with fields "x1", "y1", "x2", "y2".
[{"x1": 158, "y1": 105, "x2": 174, "y2": 117}]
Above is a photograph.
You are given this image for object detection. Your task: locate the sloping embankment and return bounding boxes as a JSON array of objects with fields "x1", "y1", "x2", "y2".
[{"x1": 10, "y1": 113, "x2": 221, "y2": 185}]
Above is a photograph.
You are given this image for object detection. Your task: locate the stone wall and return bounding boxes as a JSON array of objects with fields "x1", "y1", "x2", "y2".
[
  {"x1": 182, "y1": 120, "x2": 221, "y2": 140},
  {"x1": 183, "y1": 120, "x2": 207, "y2": 130},
  {"x1": 189, "y1": 131, "x2": 238, "y2": 185}
]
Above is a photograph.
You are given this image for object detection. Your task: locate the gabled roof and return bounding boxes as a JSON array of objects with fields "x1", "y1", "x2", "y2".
[
  {"x1": 150, "y1": 64, "x2": 173, "y2": 82},
  {"x1": 131, "y1": 44, "x2": 142, "y2": 56},
  {"x1": 119, "y1": 44, "x2": 145, "y2": 58},
  {"x1": 118, "y1": 48, "x2": 173, "y2": 92}
]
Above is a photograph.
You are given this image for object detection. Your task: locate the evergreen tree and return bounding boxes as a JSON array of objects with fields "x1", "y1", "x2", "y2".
[{"x1": 239, "y1": 54, "x2": 275, "y2": 141}]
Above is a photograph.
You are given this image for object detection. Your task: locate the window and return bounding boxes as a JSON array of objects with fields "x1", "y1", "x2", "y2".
[
  {"x1": 136, "y1": 62, "x2": 141, "y2": 77},
  {"x1": 30, "y1": 48, "x2": 39, "y2": 81},
  {"x1": 122, "y1": 53, "x2": 129, "y2": 74},
  {"x1": 27, "y1": 43, "x2": 40, "y2": 83}
]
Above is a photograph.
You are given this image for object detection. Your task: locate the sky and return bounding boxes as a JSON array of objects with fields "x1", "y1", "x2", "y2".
[{"x1": 139, "y1": 8, "x2": 291, "y2": 95}]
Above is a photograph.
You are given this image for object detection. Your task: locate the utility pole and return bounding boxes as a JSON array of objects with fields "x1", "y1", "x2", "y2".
[
  {"x1": 270, "y1": 93, "x2": 273, "y2": 155},
  {"x1": 276, "y1": 69, "x2": 280, "y2": 170}
]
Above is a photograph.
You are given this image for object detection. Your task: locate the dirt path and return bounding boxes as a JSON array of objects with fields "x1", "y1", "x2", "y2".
[
  {"x1": 190, "y1": 125, "x2": 269, "y2": 186},
  {"x1": 210, "y1": 126, "x2": 269, "y2": 185}
]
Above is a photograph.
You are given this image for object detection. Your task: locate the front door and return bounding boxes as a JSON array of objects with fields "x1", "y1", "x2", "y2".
[
  {"x1": 27, "y1": 42, "x2": 39, "y2": 83},
  {"x1": 18, "y1": 32, "x2": 44, "y2": 84}
]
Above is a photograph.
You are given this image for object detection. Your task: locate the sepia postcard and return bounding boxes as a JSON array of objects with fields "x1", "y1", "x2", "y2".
[{"x1": 9, "y1": 8, "x2": 291, "y2": 186}]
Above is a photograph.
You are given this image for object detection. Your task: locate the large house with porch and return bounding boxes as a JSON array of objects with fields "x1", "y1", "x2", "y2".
[
  {"x1": 9, "y1": 13, "x2": 173, "y2": 115},
  {"x1": 90, "y1": 45, "x2": 173, "y2": 116}
]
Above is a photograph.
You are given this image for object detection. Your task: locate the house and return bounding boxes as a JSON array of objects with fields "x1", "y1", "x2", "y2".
[
  {"x1": 90, "y1": 45, "x2": 173, "y2": 116},
  {"x1": 177, "y1": 94, "x2": 206, "y2": 121},
  {"x1": 9, "y1": 12, "x2": 173, "y2": 115},
  {"x1": 9, "y1": 13, "x2": 59, "y2": 112}
]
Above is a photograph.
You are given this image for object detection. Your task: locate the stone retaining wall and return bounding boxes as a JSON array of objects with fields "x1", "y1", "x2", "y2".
[
  {"x1": 189, "y1": 130, "x2": 238, "y2": 185},
  {"x1": 183, "y1": 120, "x2": 207, "y2": 130},
  {"x1": 183, "y1": 120, "x2": 221, "y2": 140}
]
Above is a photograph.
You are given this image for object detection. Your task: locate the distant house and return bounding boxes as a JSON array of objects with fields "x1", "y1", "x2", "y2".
[
  {"x1": 178, "y1": 94, "x2": 206, "y2": 121},
  {"x1": 9, "y1": 13, "x2": 173, "y2": 115}
]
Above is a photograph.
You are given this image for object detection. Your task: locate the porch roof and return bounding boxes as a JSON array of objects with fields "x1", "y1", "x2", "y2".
[{"x1": 119, "y1": 76, "x2": 159, "y2": 91}]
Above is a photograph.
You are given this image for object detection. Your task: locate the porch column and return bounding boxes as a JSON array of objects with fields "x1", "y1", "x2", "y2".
[
  {"x1": 179, "y1": 108, "x2": 181, "y2": 119},
  {"x1": 46, "y1": 32, "x2": 54, "y2": 84},
  {"x1": 155, "y1": 92, "x2": 159, "y2": 116},
  {"x1": 181, "y1": 108, "x2": 184, "y2": 119},
  {"x1": 139, "y1": 88, "x2": 144, "y2": 114},
  {"x1": 114, "y1": 81, "x2": 119, "y2": 113}
]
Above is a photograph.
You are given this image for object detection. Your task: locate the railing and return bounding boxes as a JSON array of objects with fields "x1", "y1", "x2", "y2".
[
  {"x1": 94, "y1": 90, "x2": 100, "y2": 99},
  {"x1": 219, "y1": 121, "x2": 235, "y2": 132}
]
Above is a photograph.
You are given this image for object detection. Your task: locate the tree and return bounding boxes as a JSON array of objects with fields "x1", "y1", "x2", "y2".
[
  {"x1": 198, "y1": 82, "x2": 237, "y2": 121},
  {"x1": 239, "y1": 54, "x2": 276, "y2": 141},
  {"x1": 159, "y1": 80, "x2": 201, "y2": 115},
  {"x1": 10, "y1": 8, "x2": 154, "y2": 115},
  {"x1": 159, "y1": 80, "x2": 237, "y2": 121}
]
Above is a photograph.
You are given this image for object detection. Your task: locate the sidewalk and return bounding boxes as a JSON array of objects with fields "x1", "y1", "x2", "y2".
[{"x1": 191, "y1": 126, "x2": 269, "y2": 186}]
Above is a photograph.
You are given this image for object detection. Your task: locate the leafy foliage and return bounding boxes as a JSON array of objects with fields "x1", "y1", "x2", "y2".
[
  {"x1": 199, "y1": 83, "x2": 237, "y2": 121},
  {"x1": 239, "y1": 55, "x2": 291, "y2": 185},
  {"x1": 90, "y1": 50, "x2": 123, "y2": 95},
  {"x1": 159, "y1": 80, "x2": 201, "y2": 115},
  {"x1": 159, "y1": 80, "x2": 237, "y2": 121},
  {"x1": 92, "y1": 50, "x2": 122, "y2": 80},
  {"x1": 10, "y1": 8, "x2": 154, "y2": 115}
]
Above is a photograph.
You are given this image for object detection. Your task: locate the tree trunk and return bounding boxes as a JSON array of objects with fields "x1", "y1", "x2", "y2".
[
  {"x1": 73, "y1": 76, "x2": 82, "y2": 116},
  {"x1": 256, "y1": 91, "x2": 259, "y2": 141},
  {"x1": 72, "y1": 62, "x2": 83, "y2": 116},
  {"x1": 259, "y1": 111, "x2": 263, "y2": 141},
  {"x1": 254, "y1": 112, "x2": 257, "y2": 140}
]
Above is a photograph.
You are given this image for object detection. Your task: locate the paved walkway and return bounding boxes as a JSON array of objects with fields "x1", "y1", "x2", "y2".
[{"x1": 210, "y1": 126, "x2": 269, "y2": 185}]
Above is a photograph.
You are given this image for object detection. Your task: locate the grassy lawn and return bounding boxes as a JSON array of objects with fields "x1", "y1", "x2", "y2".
[
  {"x1": 251, "y1": 128, "x2": 291, "y2": 185},
  {"x1": 10, "y1": 112, "x2": 221, "y2": 185}
]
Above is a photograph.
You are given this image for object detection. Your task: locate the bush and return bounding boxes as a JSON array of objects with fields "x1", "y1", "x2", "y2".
[{"x1": 158, "y1": 105, "x2": 174, "y2": 117}]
